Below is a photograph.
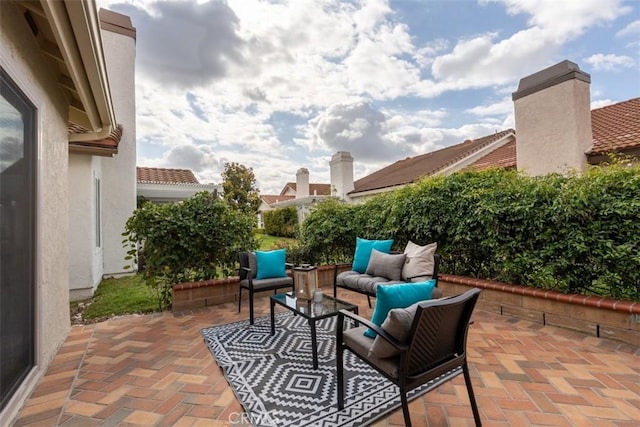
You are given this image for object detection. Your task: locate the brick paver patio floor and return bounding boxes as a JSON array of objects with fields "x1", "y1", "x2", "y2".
[{"x1": 13, "y1": 289, "x2": 640, "y2": 426}]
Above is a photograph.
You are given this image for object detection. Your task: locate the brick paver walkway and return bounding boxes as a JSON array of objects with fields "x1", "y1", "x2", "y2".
[{"x1": 13, "y1": 290, "x2": 640, "y2": 426}]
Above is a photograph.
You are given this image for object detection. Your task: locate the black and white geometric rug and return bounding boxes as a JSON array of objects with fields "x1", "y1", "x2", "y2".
[{"x1": 201, "y1": 312, "x2": 461, "y2": 427}]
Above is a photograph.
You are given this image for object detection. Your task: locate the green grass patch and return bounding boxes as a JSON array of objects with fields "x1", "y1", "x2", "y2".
[
  {"x1": 256, "y1": 234, "x2": 297, "y2": 250},
  {"x1": 78, "y1": 274, "x2": 158, "y2": 322}
]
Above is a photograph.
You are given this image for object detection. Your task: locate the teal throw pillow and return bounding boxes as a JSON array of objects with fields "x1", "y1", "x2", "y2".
[
  {"x1": 255, "y1": 249, "x2": 287, "y2": 279},
  {"x1": 364, "y1": 279, "x2": 436, "y2": 338},
  {"x1": 352, "y1": 237, "x2": 394, "y2": 273}
]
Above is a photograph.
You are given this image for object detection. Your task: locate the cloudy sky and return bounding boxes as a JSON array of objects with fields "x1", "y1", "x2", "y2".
[{"x1": 97, "y1": 0, "x2": 640, "y2": 194}]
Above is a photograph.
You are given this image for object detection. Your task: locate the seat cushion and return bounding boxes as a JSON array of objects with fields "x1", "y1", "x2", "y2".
[
  {"x1": 401, "y1": 241, "x2": 437, "y2": 281},
  {"x1": 365, "y1": 249, "x2": 406, "y2": 281},
  {"x1": 240, "y1": 276, "x2": 293, "y2": 291},
  {"x1": 364, "y1": 280, "x2": 436, "y2": 338},
  {"x1": 343, "y1": 326, "x2": 399, "y2": 378},
  {"x1": 352, "y1": 237, "x2": 394, "y2": 273},
  {"x1": 336, "y1": 271, "x2": 404, "y2": 295}
]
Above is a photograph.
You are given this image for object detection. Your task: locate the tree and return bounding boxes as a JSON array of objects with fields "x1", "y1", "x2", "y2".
[{"x1": 221, "y1": 162, "x2": 261, "y2": 215}]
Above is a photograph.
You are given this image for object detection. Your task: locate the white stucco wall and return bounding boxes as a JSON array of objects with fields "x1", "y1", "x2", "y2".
[
  {"x1": 100, "y1": 26, "x2": 136, "y2": 276},
  {"x1": 0, "y1": 2, "x2": 70, "y2": 424},
  {"x1": 68, "y1": 154, "x2": 101, "y2": 299}
]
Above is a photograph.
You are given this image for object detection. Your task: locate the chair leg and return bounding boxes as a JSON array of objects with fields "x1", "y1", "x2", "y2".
[
  {"x1": 337, "y1": 346, "x2": 344, "y2": 410},
  {"x1": 249, "y1": 290, "x2": 255, "y2": 325},
  {"x1": 400, "y1": 390, "x2": 412, "y2": 427},
  {"x1": 238, "y1": 287, "x2": 242, "y2": 313},
  {"x1": 367, "y1": 296, "x2": 372, "y2": 309},
  {"x1": 463, "y1": 362, "x2": 482, "y2": 426}
]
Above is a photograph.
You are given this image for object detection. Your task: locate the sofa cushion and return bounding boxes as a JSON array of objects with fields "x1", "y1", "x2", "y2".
[
  {"x1": 336, "y1": 271, "x2": 405, "y2": 295},
  {"x1": 364, "y1": 279, "x2": 436, "y2": 338},
  {"x1": 352, "y1": 237, "x2": 394, "y2": 273},
  {"x1": 365, "y1": 249, "x2": 406, "y2": 281},
  {"x1": 255, "y1": 249, "x2": 287, "y2": 279},
  {"x1": 401, "y1": 241, "x2": 437, "y2": 282}
]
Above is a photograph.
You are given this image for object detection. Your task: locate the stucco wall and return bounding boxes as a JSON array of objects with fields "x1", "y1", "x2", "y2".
[
  {"x1": 68, "y1": 154, "x2": 100, "y2": 299},
  {"x1": 0, "y1": 2, "x2": 70, "y2": 424},
  {"x1": 100, "y1": 27, "x2": 137, "y2": 276}
]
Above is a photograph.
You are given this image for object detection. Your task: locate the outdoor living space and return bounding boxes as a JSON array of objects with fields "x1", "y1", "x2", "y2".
[{"x1": 13, "y1": 288, "x2": 640, "y2": 427}]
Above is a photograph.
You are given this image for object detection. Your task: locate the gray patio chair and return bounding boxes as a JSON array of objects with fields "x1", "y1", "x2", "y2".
[
  {"x1": 238, "y1": 251, "x2": 294, "y2": 325},
  {"x1": 336, "y1": 287, "x2": 482, "y2": 426}
]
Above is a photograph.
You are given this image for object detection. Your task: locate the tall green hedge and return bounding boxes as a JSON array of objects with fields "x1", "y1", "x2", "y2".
[
  {"x1": 299, "y1": 164, "x2": 640, "y2": 301},
  {"x1": 263, "y1": 206, "x2": 298, "y2": 237}
]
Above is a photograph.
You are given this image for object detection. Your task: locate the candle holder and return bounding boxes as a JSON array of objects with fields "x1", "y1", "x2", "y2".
[{"x1": 293, "y1": 265, "x2": 317, "y2": 300}]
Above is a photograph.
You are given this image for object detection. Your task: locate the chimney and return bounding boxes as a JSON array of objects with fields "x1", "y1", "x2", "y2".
[
  {"x1": 296, "y1": 168, "x2": 309, "y2": 199},
  {"x1": 330, "y1": 151, "x2": 354, "y2": 201},
  {"x1": 512, "y1": 60, "x2": 592, "y2": 176}
]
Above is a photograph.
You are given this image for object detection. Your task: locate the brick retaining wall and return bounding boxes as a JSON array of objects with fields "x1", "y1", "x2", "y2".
[{"x1": 172, "y1": 266, "x2": 640, "y2": 345}]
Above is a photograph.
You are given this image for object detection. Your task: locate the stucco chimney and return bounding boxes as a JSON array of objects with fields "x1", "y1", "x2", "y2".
[
  {"x1": 296, "y1": 168, "x2": 309, "y2": 199},
  {"x1": 330, "y1": 151, "x2": 354, "y2": 201},
  {"x1": 512, "y1": 60, "x2": 592, "y2": 176}
]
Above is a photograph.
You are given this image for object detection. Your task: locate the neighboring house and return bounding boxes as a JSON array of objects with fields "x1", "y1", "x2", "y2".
[
  {"x1": 137, "y1": 166, "x2": 222, "y2": 204},
  {"x1": 330, "y1": 61, "x2": 640, "y2": 204},
  {"x1": 257, "y1": 168, "x2": 331, "y2": 227},
  {"x1": 0, "y1": 1, "x2": 135, "y2": 424}
]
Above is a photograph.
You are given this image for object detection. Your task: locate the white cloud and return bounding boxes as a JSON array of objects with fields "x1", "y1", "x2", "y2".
[
  {"x1": 584, "y1": 53, "x2": 635, "y2": 71},
  {"x1": 616, "y1": 20, "x2": 640, "y2": 38},
  {"x1": 466, "y1": 97, "x2": 514, "y2": 117}
]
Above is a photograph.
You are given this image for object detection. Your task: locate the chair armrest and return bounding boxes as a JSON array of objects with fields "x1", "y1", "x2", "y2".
[{"x1": 337, "y1": 310, "x2": 406, "y2": 351}]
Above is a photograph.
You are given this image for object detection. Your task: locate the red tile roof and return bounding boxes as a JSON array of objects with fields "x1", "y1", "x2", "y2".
[
  {"x1": 279, "y1": 183, "x2": 331, "y2": 196},
  {"x1": 136, "y1": 167, "x2": 200, "y2": 184},
  {"x1": 469, "y1": 140, "x2": 517, "y2": 171},
  {"x1": 589, "y1": 97, "x2": 640, "y2": 154},
  {"x1": 353, "y1": 129, "x2": 515, "y2": 193},
  {"x1": 467, "y1": 97, "x2": 640, "y2": 171},
  {"x1": 261, "y1": 195, "x2": 295, "y2": 205}
]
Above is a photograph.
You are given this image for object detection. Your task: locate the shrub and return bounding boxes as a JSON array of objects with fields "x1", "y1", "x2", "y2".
[
  {"x1": 299, "y1": 165, "x2": 640, "y2": 301},
  {"x1": 123, "y1": 192, "x2": 257, "y2": 309},
  {"x1": 264, "y1": 206, "x2": 298, "y2": 237}
]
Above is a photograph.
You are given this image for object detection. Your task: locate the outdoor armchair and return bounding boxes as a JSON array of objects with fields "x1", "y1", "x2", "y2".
[
  {"x1": 238, "y1": 251, "x2": 294, "y2": 325},
  {"x1": 336, "y1": 288, "x2": 482, "y2": 426}
]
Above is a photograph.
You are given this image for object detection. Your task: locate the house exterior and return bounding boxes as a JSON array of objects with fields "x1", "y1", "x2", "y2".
[
  {"x1": 331, "y1": 61, "x2": 640, "y2": 204},
  {"x1": 69, "y1": 9, "x2": 137, "y2": 301},
  {"x1": 0, "y1": 1, "x2": 135, "y2": 424},
  {"x1": 137, "y1": 166, "x2": 222, "y2": 204},
  {"x1": 257, "y1": 168, "x2": 331, "y2": 227}
]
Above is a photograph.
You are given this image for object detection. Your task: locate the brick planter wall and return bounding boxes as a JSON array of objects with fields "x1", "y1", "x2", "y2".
[
  {"x1": 172, "y1": 265, "x2": 338, "y2": 312},
  {"x1": 172, "y1": 265, "x2": 640, "y2": 346},
  {"x1": 440, "y1": 274, "x2": 640, "y2": 346}
]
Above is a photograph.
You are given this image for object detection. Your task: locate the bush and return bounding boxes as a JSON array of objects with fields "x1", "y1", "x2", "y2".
[
  {"x1": 299, "y1": 165, "x2": 640, "y2": 301},
  {"x1": 123, "y1": 192, "x2": 257, "y2": 309},
  {"x1": 264, "y1": 206, "x2": 298, "y2": 237}
]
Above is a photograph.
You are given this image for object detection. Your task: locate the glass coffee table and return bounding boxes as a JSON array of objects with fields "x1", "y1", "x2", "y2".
[{"x1": 270, "y1": 292, "x2": 358, "y2": 369}]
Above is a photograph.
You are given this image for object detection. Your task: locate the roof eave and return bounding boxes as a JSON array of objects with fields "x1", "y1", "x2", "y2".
[{"x1": 42, "y1": 0, "x2": 116, "y2": 142}]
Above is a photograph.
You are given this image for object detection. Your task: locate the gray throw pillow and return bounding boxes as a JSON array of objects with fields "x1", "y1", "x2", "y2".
[
  {"x1": 367, "y1": 289, "x2": 445, "y2": 359},
  {"x1": 365, "y1": 249, "x2": 406, "y2": 281},
  {"x1": 368, "y1": 302, "x2": 419, "y2": 359},
  {"x1": 401, "y1": 241, "x2": 437, "y2": 281}
]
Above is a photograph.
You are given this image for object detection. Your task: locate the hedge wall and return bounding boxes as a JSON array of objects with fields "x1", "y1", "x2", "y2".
[{"x1": 299, "y1": 165, "x2": 640, "y2": 301}]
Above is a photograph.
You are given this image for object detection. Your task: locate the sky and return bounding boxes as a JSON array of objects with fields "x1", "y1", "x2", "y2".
[{"x1": 97, "y1": 0, "x2": 640, "y2": 195}]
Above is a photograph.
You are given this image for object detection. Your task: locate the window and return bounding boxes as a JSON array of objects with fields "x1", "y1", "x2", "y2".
[
  {"x1": 0, "y1": 67, "x2": 36, "y2": 410},
  {"x1": 95, "y1": 176, "x2": 101, "y2": 248}
]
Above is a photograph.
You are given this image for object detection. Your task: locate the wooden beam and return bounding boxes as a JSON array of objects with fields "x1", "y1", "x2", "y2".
[
  {"x1": 41, "y1": 40, "x2": 65, "y2": 63},
  {"x1": 18, "y1": 1, "x2": 46, "y2": 18},
  {"x1": 59, "y1": 75, "x2": 77, "y2": 93}
]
